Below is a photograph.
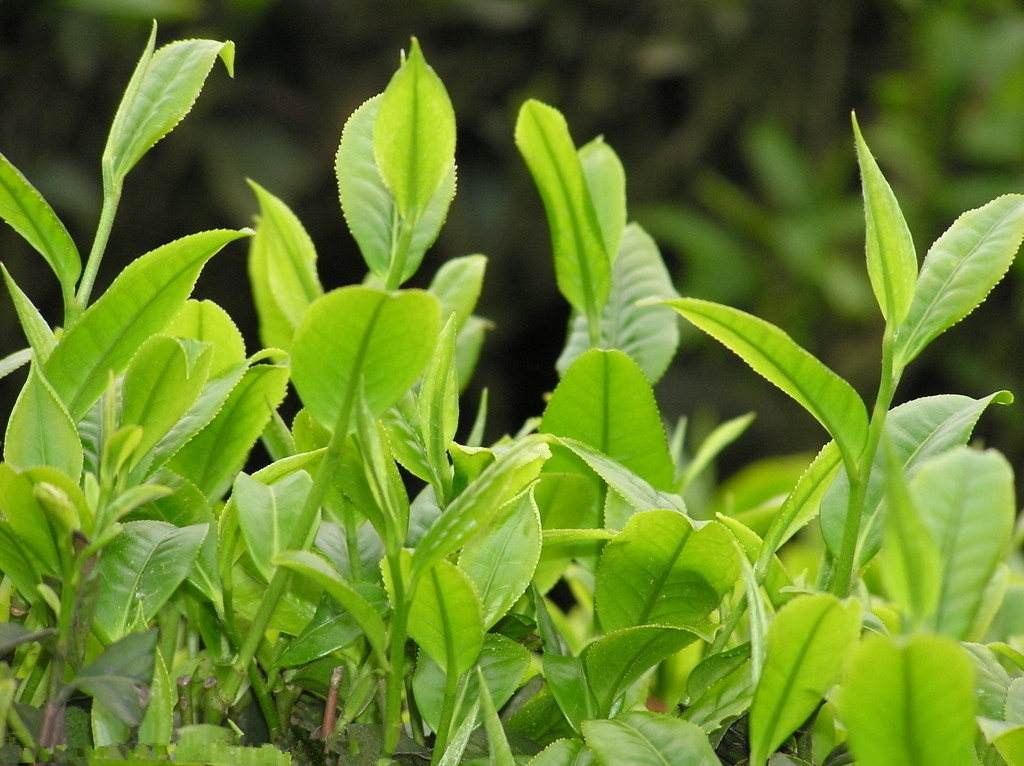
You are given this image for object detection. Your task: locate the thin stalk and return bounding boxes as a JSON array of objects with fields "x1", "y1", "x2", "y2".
[
  {"x1": 830, "y1": 333, "x2": 898, "y2": 596},
  {"x1": 384, "y1": 219, "x2": 415, "y2": 291},
  {"x1": 6, "y1": 702, "x2": 37, "y2": 754},
  {"x1": 430, "y1": 666, "x2": 462, "y2": 764},
  {"x1": 585, "y1": 305, "x2": 602, "y2": 348},
  {"x1": 710, "y1": 595, "x2": 748, "y2": 655},
  {"x1": 75, "y1": 186, "x2": 121, "y2": 312},
  {"x1": 382, "y1": 551, "x2": 409, "y2": 755}
]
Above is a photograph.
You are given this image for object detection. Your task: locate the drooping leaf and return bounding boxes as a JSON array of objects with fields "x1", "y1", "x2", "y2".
[
  {"x1": 92, "y1": 521, "x2": 208, "y2": 642},
  {"x1": 408, "y1": 557, "x2": 484, "y2": 677},
  {"x1": 291, "y1": 286, "x2": 441, "y2": 432},
  {"x1": 0, "y1": 153, "x2": 80, "y2": 301},
  {"x1": 165, "y1": 298, "x2": 246, "y2": 376},
  {"x1": 373, "y1": 38, "x2": 456, "y2": 221},
  {"x1": 247, "y1": 180, "x2": 322, "y2": 349},
  {"x1": 582, "y1": 712, "x2": 720, "y2": 766},
  {"x1": 838, "y1": 633, "x2": 975, "y2": 766},
  {"x1": 234, "y1": 471, "x2": 313, "y2": 581},
  {"x1": 4, "y1": 364, "x2": 82, "y2": 480},
  {"x1": 102, "y1": 29, "x2": 234, "y2": 189},
  {"x1": 851, "y1": 113, "x2": 917, "y2": 325},
  {"x1": 71, "y1": 630, "x2": 157, "y2": 727},
  {"x1": 578, "y1": 136, "x2": 626, "y2": 263},
  {"x1": 1, "y1": 264, "x2": 57, "y2": 360},
  {"x1": 666, "y1": 298, "x2": 868, "y2": 464},
  {"x1": 594, "y1": 510, "x2": 738, "y2": 637},
  {"x1": 895, "y1": 194, "x2": 1024, "y2": 367},
  {"x1": 748, "y1": 594, "x2": 862, "y2": 765},
  {"x1": 44, "y1": 229, "x2": 247, "y2": 420},
  {"x1": 515, "y1": 99, "x2": 610, "y2": 320}
]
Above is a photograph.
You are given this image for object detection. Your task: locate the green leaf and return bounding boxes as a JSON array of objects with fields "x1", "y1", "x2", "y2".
[
  {"x1": 583, "y1": 712, "x2": 720, "y2": 766},
  {"x1": 274, "y1": 592, "x2": 370, "y2": 668},
  {"x1": 879, "y1": 441, "x2": 940, "y2": 625},
  {"x1": 0, "y1": 465, "x2": 60, "y2": 575},
  {"x1": 408, "y1": 558, "x2": 484, "y2": 676},
  {"x1": 71, "y1": 630, "x2": 156, "y2": 727},
  {"x1": 166, "y1": 299, "x2": 246, "y2": 376},
  {"x1": 419, "y1": 316, "x2": 459, "y2": 501},
  {"x1": 169, "y1": 360, "x2": 290, "y2": 499},
  {"x1": 45, "y1": 229, "x2": 247, "y2": 420},
  {"x1": 291, "y1": 286, "x2": 441, "y2": 432},
  {"x1": 595, "y1": 510, "x2": 738, "y2": 637},
  {"x1": 527, "y1": 740, "x2": 594, "y2": 766},
  {"x1": 4, "y1": 364, "x2": 82, "y2": 480},
  {"x1": 121, "y1": 336, "x2": 213, "y2": 464},
  {"x1": 0, "y1": 348, "x2": 31, "y2": 382},
  {"x1": 556, "y1": 225, "x2": 679, "y2": 383},
  {"x1": 0, "y1": 153, "x2": 80, "y2": 301},
  {"x1": 234, "y1": 471, "x2": 313, "y2": 581},
  {"x1": 579, "y1": 136, "x2": 626, "y2": 263},
  {"x1": 541, "y1": 349, "x2": 675, "y2": 491},
  {"x1": 437, "y1": 699, "x2": 482, "y2": 766},
  {"x1": 838, "y1": 633, "x2": 975, "y2": 766},
  {"x1": 748, "y1": 594, "x2": 861, "y2": 765},
  {"x1": 851, "y1": 113, "x2": 917, "y2": 325},
  {"x1": 273, "y1": 549, "x2": 388, "y2": 666},
  {"x1": 0, "y1": 623, "x2": 54, "y2": 655},
  {"x1": 459, "y1": 490, "x2": 542, "y2": 628},
  {"x1": 373, "y1": 38, "x2": 456, "y2": 221},
  {"x1": 666, "y1": 298, "x2": 868, "y2": 464},
  {"x1": 411, "y1": 435, "x2": 549, "y2": 581},
  {"x1": 247, "y1": 180, "x2": 322, "y2": 350},
  {"x1": 336, "y1": 95, "x2": 456, "y2": 282},
  {"x1": 429, "y1": 254, "x2": 487, "y2": 329},
  {"x1": 92, "y1": 521, "x2": 208, "y2": 642},
  {"x1": 478, "y1": 666, "x2": 516, "y2": 766},
  {"x1": 682, "y1": 644, "x2": 753, "y2": 732},
  {"x1": 679, "y1": 412, "x2": 755, "y2": 491},
  {"x1": 103, "y1": 29, "x2": 234, "y2": 189},
  {"x1": 913, "y1": 447, "x2": 1015, "y2": 639},
  {"x1": 895, "y1": 194, "x2": 1024, "y2": 367},
  {"x1": 515, "y1": 99, "x2": 610, "y2": 320},
  {"x1": 0, "y1": 520, "x2": 41, "y2": 602},
  {"x1": 138, "y1": 651, "x2": 173, "y2": 747},
  {"x1": 1, "y1": 264, "x2": 57, "y2": 360}
]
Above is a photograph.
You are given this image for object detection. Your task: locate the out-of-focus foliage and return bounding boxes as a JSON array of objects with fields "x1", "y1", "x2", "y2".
[{"x1": 1, "y1": 0, "x2": 1022, "y2": 470}]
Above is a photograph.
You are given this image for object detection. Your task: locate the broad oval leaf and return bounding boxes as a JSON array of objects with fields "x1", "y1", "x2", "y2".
[
  {"x1": 895, "y1": 194, "x2": 1024, "y2": 367},
  {"x1": 165, "y1": 299, "x2": 246, "y2": 376},
  {"x1": 582, "y1": 712, "x2": 720, "y2": 766},
  {"x1": 839, "y1": 633, "x2": 975, "y2": 766},
  {"x1": 0, "y1": 154, "x2": 79, "y2": 302},
  {"x1": 291, "y1": 286, "x2": 441, "y2": 431},
  {"x1": 515, "y1": 99, "x2": 610, "y2": 320},
  {"x1": 234, "y1": 471, "x2": 313, "y2": 581},
  {"x1": 4, "y1": 365, "x2": 82, "y2": 480},
  {"x1": 852, "y1": 113, "x2": 917, "y2": 325},
  {"x1": 373, "y1": 38, "x2": 456, "y2": 220},
  {"x1": 527, "y1": 740, "x2": 594, "y2": 766},
  {"x1": 748, "y1": 593, "x2": 861, "y2": 765},
  {"x1": 71, "y1": 631, "x2": 157, "y2": 728},
  {"x1": 408, "y1": 557, "x2": 484, "y2": 677},
  {"x1": 667, "y1": 298, "x2": 868, "y2": 464},
  {"x1": 594, "y1": 510, "x2": 738, "y2": 636},
  {"x1": 44, "y1": 229, "x2": 247, "y2": 420},
  {"x1": 429, "y1": 254, "x2": 486, "y2": 330},
  {"x1": 103, "y1": 30, "x2": 234, "y2": 188}
]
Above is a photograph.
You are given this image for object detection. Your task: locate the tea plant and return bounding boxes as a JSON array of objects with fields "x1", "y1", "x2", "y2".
[{"x1": 1, "y1": 25, "x2": 1023, "y2": 766}]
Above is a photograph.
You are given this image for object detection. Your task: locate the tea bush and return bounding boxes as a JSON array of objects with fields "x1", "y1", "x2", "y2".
[{"x1": 1, "y1": 28, "x2": 1023, "y2": 766}]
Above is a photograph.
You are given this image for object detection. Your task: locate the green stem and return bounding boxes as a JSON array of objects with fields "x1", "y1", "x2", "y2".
[
  {"x1": 710, "y1": 595, "x2": 748, "y2": 655},
  {"x1": 430, "y1": 666, "x2": 462, "y2": 764},
  {"x1": 830, "y1": 332, "x2": 899, "y2": 597},
  {"x1": 384, "y1": 219, "x2": 414, "y2": 291},
  {"x1": 6, "y1": 702, "x2": 37, "y2": 753},
  {"x1": 585, "y1": 306, "x2": 602, "y2": 348},
  {"x1": 75, "y1": 185, "x2": 122, "y2": 313},
  {"x1": 383, "y1": 553, "x2": 410, "y2": 755}
]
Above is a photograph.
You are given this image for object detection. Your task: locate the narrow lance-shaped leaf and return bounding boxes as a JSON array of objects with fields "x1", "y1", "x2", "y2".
[
  {"x1": 407, "y1": 557, "x2": 485, "y2": 678},
  {"x1": 4, "y1": 364, "x2": 83, "y2": 481},
  {"x1": 419, "y1": 316, "x2": 458, "y2": 502},
  {"x1": 477, "y1": 666, "x2": 516, "y2": 766},
  {"x1": 1, "y1": 263, "x2": 57, "y2": 360},
  {"x1": 44, "y1": 229, "x2": 248, "y2": 420},
  {"x1": 851, "y1": 113, "x2": 917, "y2": 325},
  {"x1": 579, "y1": 136, "x2": 626, "y2": 263},
  {"x1": 0, "y1": 153, "x2": 80, "y2": 302},
  {"x1": 895, "y1": 194, "x2": 1024, "y2": 368},
  {"x1": 666, "y1": 298, "x2": 868, "y2": 466},
  {"x1": 679, "y1": 411, "x2": 755, "y2": 491},
  {"x1": 234, "y1": 471, "x2": 314, "y2": 581},
  {"x1": 515, "y1": 99, "x2": 610, "y2": 322}
]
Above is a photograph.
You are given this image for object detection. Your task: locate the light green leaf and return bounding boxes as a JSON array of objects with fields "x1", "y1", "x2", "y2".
[
  {"x1": 429, "y1": 254, "x2": 487, "y2": 330},
  {"x1": 680, "y1": 412, "x2": 755, "y2": 491},
  {"x1": 437, "y1": 699, "x2": 482, "y2": 766},
  {"x1": 121, "y1": 336, "x2": 212, "y2": 464},
  {"x1": 234, "y1": 471, "x2": 313, "y2": 581},
  {"x1": 45, "y1": 229, "x2": 247, "y2": 420},
  {"x1": 0, "y1": 465, "x2": 60, "y2": 575},
  {"x1": 4, "y1": 365, "x2": 82, "y2": 480},
  {"x1": 138, "y1": 651, "x2": 173, "y2": 747},
  {"x1": 478, "y1": 666, "x2": 516, "y2": 766},
  {"x1": 93, "y1": 521, "x2": 208, "y2": 642},
  {"x1": 541, "y1": 349, "x2": 675, "y2": 491},
  {"x1": 913, "y1": 447, "x2": 1014, "y2": 639},
  {"x1": 0, "y1": 348, "x2": 31, "y2": 382},
  {"x1": 165, "y1": 299, "x2": 246, "y2": 376},
  {"x1": 373, "y1": 38, "x2": 456, "y2": 221},
  {"x1": 579, "y1": 136, "x2": 626, "y2": 263},
  {"x1": 667, "y1": 298, "x2": 868, "y2": 464},
  {"x1": 71, "y1": 631, "x2": 156, "y2": 727},
  {"x1": 595, "y1": 510, "x2": 738, "y2": 636},
  {"x1": 408, "y1": 557, "x2": 484, "y2": 677},
  {"x1": 839, "y1": 633, "x2": 975, "y2": 766},
  {"x1": 515, "y1": 99, "x2": 610, "y2": 320},
  {"x1": 169, "y1": 360, "x2": 290, "y2": 499},
  {"x1": 459, "y1": 490, "x2": 542, "y2": 628},
  {"x1": 895, "y1": 194, "x2": 1024, "y2": 367},
  {"x1": 851, "y1": 113, "x2": 917, "y2": 325},
  {"x1": 103, "y1": 30, "x2": 234, "y2": 189},
  {"x1": 419, "y1": 316, "x2": 458, "y2": 501},
  {"x1": 291, "y1": 286, "x2": 441, "y2": 432},
  {"x1": 0, "y1": 520, "x2": 42, "y2": 602},
  {"x1": 411, "y1": 435, "x2": 549, "y2": 581},
  {"x1": 749, "y1": 594, "x2": 861, "y2": 765},
  {"x1": 0, "y1": 153, "x2": 80, "y2": 302},
  {"x1": 247, "y1": 180, "x2": 322, "y2": 349},
  {"x1": 455, "y1": 315, "x2": 489, "y2": 391},
  {"x1": 1, "y1": 264, "x2": 56, "y2": 360},
  {"x1": 527, "y1": 740, "x2": 594, "y2": 766},
  {"x1": 583, "y1": 712, "x2": 720, "y2": 766}
]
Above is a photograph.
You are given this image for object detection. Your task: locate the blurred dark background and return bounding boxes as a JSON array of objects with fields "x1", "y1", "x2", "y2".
[{"x1": 2, "y1": 0, "x2": 1023, "y2": 477}]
